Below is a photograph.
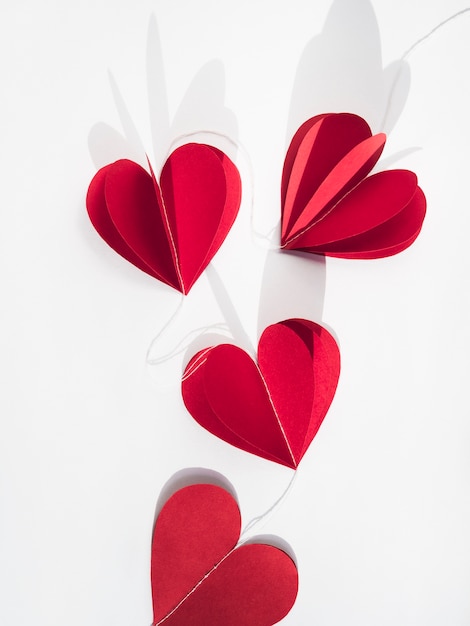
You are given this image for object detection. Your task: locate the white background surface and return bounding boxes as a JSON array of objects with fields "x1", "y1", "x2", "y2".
[{"x1": 1, "y1": 0, "x2": 470, "y2": 624}]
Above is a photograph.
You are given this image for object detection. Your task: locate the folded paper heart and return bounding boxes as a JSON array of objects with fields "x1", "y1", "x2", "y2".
[
  {"x1": 182, "y1": 319, "x2": 340, "y2": 468},
  {"x1": 86, "y1": 143, "x2": 241, "y2": 294},
  {"x1": 151, "y1": 483, "x2": 298, "y2": 626},
  {"x1": 280, "y1": 112, "x2": 426, "y2": 258}
]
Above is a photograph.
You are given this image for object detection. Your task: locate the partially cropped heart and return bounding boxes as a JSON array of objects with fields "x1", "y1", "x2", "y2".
[
  {"x1": 86, "y1": 143, "x2": 241, "y2": 294},
  {"x1": 182, "y1": 319, "x2": 340, "y2": 468},
  {"x1": 151, "y1": 483, "x2": 298, "y2": 626},
  {"x1": 280, "y1": 112, "x2": 426, "y2": 258}
]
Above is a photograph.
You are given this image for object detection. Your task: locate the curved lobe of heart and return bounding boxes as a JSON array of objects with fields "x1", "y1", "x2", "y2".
[
  {"x1": 182, "y1": 350, "x2": 285, "y2": 465},
  {"x1": 278, "y1": 319, "x2": 341, "y2": 458},
  {"x1": 86, "y1": 143, "x2": 241, "y2": 294},
  {"x1": 281, "y1": 113, "x2": 373, "y2": 238},
  {"x1": 86, "y1": 161, "x2": 175, "y2": 284},
  {"x1": 257, "y1": 322, "x2": 315, "y2": 463},
  {"x1": 105, "y1": 159, "x2": 180, "y2": 288},
  {"x1": 280, "y1": 112, "x2": 426, "y2": 258},
  {"x1": 313, "y1": 185, "x2": 427, "y2": 259},
  {"x1": 291, "y1": 170, "x2": 418, "y2": 248},
  {"x1": 181, "y1": 319, "x2": 341, "y2": 468},
  {"x1": 151, "y1": 484, "x2": 298, "y2": 626},
  {"x1": 151, "y1": 484, "x2": 241, "y2": 624},
  {"x1": 203, "y1": 345, "x2": 295, "y2": 465},
  {"x1": 287, "y1": 133, "x2": 386, "y2": 238},
  {"x1": 160, "y1": 144, "x2": 229, "y2": 292},
  {"x1": 203, "y1": 149, "x2": 242, "y2": 265}
]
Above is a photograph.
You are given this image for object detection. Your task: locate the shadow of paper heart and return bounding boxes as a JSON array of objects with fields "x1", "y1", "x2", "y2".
[
  {"x1": 144, "y1": 262, "x2": 254, "y2": 381},
  {"x1": 286, "y1": 0, "x2": 411, "y2": 139},
  {"x1": 88, "y1": 15, "x2": 238, "y2": 173},
  {"x1": 244, "y1": 534, "x2": 297, "y2": 567},
  {"x1": 258, "y1": 249, "x2": 326, "y2": 332}
]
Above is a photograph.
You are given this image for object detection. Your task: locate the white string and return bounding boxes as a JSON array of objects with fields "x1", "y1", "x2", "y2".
[
  {"x1": 380, "y1": 8, "x2": 470, "y2": 131},
  {"x1": 251, "y1": 220, "x2": 282, "y2": 251},
  {"x1": 146, "y1": 294, "x2": 185, "y2": 365},
  {"x1": 156, "y1": 323, "x2": 232, "y2": 368},
  {"x1": 238, "y1": 468, "x2": 298, "y2": 542},
  {"x1": 167, "y1": 129, "x2": 247, "y2": 158},
  {"x1": 402, "y1": 8, "x2": 470, "y2": 60}
]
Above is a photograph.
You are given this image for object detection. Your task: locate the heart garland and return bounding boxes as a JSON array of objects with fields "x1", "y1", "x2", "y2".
[
  {"x1": 182, "y1": 319, "x2": 340, "y2": 468},
  {"x1": 86, "y1": 106, "x2": 426, "y2": 624},
  {"x1": 86, "y1": 143, "x2": 241, "y2": 294},
  {"x1": 280, "y1": 112, "x2": 426, "y2": 258},
  {"x1": 151, "y1": 483, "x2": 298, "y2": 626}
]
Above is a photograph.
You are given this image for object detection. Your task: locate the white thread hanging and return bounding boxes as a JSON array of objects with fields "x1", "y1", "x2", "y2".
[
  {"x1": 146, "y1": 293, "x2": 185, "y2": 366},
  {"x1": 380, "y1": 8, "x2": 470, "y2": 132},
  {"x1": 238, "y1": 468, "x2": 298, "y2": 542}
]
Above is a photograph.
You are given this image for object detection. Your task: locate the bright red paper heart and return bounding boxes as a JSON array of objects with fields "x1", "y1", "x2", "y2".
[
  {"x1": 151, "y1": 483, "x2": 298, "y2": 626},
  {"x1": 280, "y1": 113, "x2": 426, "y2": 258},
  {"x1": 182, "y1": 319, "x2": 340, "y2": 468},
  {"x1": 86, "y1": 143, "x2": 241, "y2": 294}
]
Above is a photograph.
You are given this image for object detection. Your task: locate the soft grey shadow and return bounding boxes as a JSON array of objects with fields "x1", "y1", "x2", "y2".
[
  {"x1": 171, "y1": 59, "x2": 238, "y2": 142},
  {"x1": 181, "y1": 331, "x2": 231, "y2": 371},
  {"x1": 243, "y1": 534, "x2": 298, "y2": 567},
  {"x1": 88, "y1": 14, "x2": 238, "y2": 175},
  {"x1": 258, "y1": 250, "x2": 326, "y2": 332},
  {"x1": 380, "y1": 59, "x2": 411, "y2": 134},
  {"x1": 205, "y1": 264, "x2": 253, "y2": 351},
  {"x1": 146, "y1": 14, "x2": 171, "y2": 166},
  {"x1": 88, "y1": 72, "x2": 148, "y2": 170},
  {"x1": 181, "y1": 263, "x2": 255, "y2": 370},
  {"x1": 377, "y1": 146, "x2": 421, "y2": 171},
  {"x1": 286, "y1": 0, "x2": 410, "y2": 140},
  {"x1": 153, "y1": 468, "x2": 238, "y2": 528},
  {"x1": 147, "y1": 15, "x2": 238, "y2": 168},
  {"x1": 88, "y1": 123, "x2": 135, "y2": 170}
]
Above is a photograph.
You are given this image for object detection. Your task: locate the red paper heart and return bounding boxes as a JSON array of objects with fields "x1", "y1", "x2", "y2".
[
  {"x1": 182, "y1": 319, "x2": 340, "y2": 468},
  {"x1": 86, "y1": 143, "x2": 241, "y2": 294},
  {"x1": 280, "y1": 113, "x2": 426, "y2": 258},
  {"x1": 151, "y1": 483, "x2": 298, "y2": 626}
]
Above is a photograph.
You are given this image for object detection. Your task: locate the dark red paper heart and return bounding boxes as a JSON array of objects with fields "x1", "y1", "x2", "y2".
[
  {"x1": 151, "y1": 483, "x2": 298, "y2": 626},
  {"x1": 86, "y1": 143, "x2": 241, "y2": 294},
  {"x1": 182, "y1": 319, "x2": 340, "y2": 468},
  {"x1": 280, "y1": 112, "x2": 426, "y2": 258}
]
